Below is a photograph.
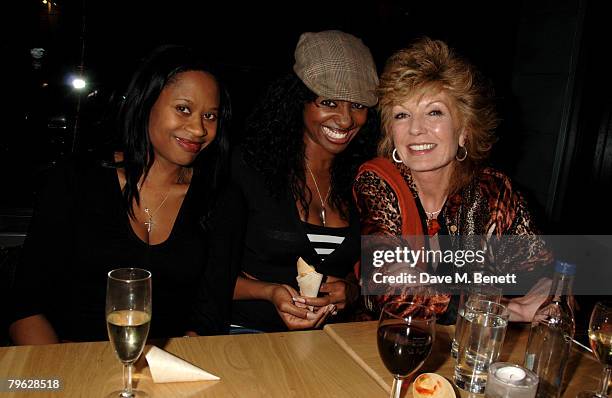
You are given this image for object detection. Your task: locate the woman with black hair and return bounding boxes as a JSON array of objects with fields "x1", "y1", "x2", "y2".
[
  {"x1": 223, "y1": 30, "x2": 380, "y2": 332},
  {"x1": 8, "y1": 44, "x2": 232, "y2": 344}
]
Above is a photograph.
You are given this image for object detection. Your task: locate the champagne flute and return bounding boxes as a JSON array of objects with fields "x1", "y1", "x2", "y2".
[
  {"x1": 377, "y1": 301, "x2": 436, "y2": 398},
  {"x1": 106, "y1": 268, "x2": 152, "y2": 398},
  {"x1": 578, "y1": 301, "x2": 612, "y2": 398}
]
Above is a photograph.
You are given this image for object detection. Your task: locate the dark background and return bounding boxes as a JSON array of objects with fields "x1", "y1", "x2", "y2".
[
  {"x1": 0, "y1": 0, "x2": 610, "y2": 339},
  {"x1": 1, "y1": 0, "x2": 609, "y2": 232}
]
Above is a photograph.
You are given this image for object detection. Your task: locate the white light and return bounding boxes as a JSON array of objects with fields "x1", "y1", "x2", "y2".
[{"x1": 72, "y1": 78, "x2": 86, "y2": 90}]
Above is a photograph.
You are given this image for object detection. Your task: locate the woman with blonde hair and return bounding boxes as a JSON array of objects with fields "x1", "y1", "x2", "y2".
[{"x1": 354, "y1": 37, "x2": 552, "y2": 321}]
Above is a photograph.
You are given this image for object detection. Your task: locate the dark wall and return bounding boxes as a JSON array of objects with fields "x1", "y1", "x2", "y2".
[
  {"x1": 0, "y1": 0, "x2": 525, "y2": 209},
  {"x1": 555, "y1": 0, "x2": 612, "y2": 233},
  {"x1": 1, "y1": 0, "x2": 609, "y2": 233},
  {"x1": 496, "y1": 0, "x2": 586, "y2": 230}
]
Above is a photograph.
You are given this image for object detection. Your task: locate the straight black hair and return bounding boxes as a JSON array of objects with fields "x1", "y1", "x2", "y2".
[{"x1": 116, "y1": 44, "x2": 232, "y2": 218}]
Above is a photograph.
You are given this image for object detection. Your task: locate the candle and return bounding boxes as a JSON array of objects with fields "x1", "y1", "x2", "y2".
[
  {"x1": 485, "y1": 362, "x2": 538, "y2": 398},
  {"x1": 496, "y1": 366, "x2": 526, "y2": 383}
]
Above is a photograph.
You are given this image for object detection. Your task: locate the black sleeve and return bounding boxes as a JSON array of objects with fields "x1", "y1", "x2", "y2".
[
  {"x1": 9, "y1": 159, "x2": 77, "y2": 325},
  {"x1": 189, "y1": 152, "x2": 247, "y2": 335}
]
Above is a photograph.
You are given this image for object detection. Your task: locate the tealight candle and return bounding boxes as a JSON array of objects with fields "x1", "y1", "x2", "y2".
[
  {"x1": 496, "y1": 366, "x2": 526, "y2": 383},
  {"x1": 485, "y1": 362, "x2": 538, "y2": 398}
]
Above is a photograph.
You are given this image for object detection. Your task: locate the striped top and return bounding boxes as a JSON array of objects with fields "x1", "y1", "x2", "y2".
[{"x1": 302, "y1": 222, "x2": 350, "y2": 262}]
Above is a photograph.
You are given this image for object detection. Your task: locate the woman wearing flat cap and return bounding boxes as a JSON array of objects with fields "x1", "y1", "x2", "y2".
[{"x1": 197, "y1": 30, "x2": 380, "y2": 332}]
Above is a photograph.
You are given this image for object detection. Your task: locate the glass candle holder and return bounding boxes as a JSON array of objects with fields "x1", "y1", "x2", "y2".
[{"x1": 484, "y1": 362, "x2": 539, "y2": 398}]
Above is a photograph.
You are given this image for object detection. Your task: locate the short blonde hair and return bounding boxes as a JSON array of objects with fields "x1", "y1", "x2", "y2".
[{"x1": 377, "y1": 38, "x2": 498, "y2": 193}]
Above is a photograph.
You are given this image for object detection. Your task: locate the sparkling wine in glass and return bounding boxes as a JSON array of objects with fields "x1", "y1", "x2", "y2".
[
  {"x1": 578, "y1": 301, "x2": 612, "y2": 398},
  {"x1": 106, "y1": 268, "x2": 152, "y2": 398},
  {"x1": 377, "y1": 301, "x2": 436, "y2": 398}
]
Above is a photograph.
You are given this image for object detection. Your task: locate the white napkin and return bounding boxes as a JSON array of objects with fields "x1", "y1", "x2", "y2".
[
  {"x1": 296, "y1": 271, "x2": 324, "y2": 298},
  {"x1": 296, "y1": 257, "x2": 324, "y2": 310},
  {"x1": 145, "y1": 346, "x2": 220, "y2": 383}
]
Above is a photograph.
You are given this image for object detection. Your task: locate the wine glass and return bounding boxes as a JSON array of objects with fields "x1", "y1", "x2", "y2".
[
  {"x1": 106, "y1": 268, "x2": 152, "y2": 398},
  {"x1": 377, "y1": 301, "x2": 436, "y2": 398},
  {"x1": 577, "y1": 301, "x2": 612, "y2": 398}
]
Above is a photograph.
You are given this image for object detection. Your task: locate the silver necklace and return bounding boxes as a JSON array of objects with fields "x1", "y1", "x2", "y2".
[
  {"x1": 138, "y1": 183, "x2": 171, "y2": 233},
  {"x1": 425, "y1": 208, "x2": 443, "y2": 220},
  {"x1": 424, "y1": 196, "x2": 447, "y2": 220},
  {"x1": 305, "y1": 163, "x2": 331, "y2": 227}
]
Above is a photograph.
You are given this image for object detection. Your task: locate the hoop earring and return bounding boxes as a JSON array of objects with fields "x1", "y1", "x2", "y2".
[
  {"x1": 392, "y1": 148, "x2": 403, "y2": 164},
  {"x1": 456, "y1": 145, "x2": 468, "y2": 162}
]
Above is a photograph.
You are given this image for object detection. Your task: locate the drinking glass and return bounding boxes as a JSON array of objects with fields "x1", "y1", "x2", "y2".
[
  {"x1": 377, "y1": 301, "x2": 436, "y2": 398},
  {"x1": 106, "y1": 268, "x2": 152, "y2": 398},
  {"x1": 451, "y1": 284, "x2": 503, "y2": 359},
  {"x1": 454, "y1": 299, "x2": 509, "y2": 394},
  {"x1": 577, "y1": 301, "x2": 612, "y2": 398}
]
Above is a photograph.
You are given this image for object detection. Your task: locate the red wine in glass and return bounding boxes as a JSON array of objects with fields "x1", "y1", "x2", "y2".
[
  {"x1": 377, "y1": 323, "x2": 433, "y2": 376},
  {"x1": 377, "y1": 301, "x2": 436, "y2": 398}
]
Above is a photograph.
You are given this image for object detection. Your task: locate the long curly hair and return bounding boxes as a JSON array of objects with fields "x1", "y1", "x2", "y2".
[{"x1": 242, "y1": 73, "x2": 379, "y2": 220}]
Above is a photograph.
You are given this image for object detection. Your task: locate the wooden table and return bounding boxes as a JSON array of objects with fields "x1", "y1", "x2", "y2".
[
  {"x1": 0, "y1": 330, "x2": 386, "y2": 397},
  {"x1": 324, "y1": 321, "x2": 605, "y2": 397}
]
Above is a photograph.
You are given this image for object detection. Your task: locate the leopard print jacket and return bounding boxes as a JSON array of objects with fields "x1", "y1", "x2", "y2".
[{"x1": 353, "y1": 162, "x2": 553, "y2": 317}]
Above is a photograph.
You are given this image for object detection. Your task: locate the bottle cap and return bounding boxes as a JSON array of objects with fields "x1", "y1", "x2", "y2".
[{"x1": 554, "y1": 260, "x2": 576, "y2": 275}]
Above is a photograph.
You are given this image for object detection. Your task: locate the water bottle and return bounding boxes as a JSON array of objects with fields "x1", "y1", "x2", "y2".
[{"x1": 524, "y1": 260, "x2": 576, "y2": 398}]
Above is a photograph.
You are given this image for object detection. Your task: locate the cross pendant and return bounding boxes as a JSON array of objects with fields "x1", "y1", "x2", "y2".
[
  {"x1": 143, "y1": 208, "x2": 153, "y2": 233},
  {"x1": 144, "y1": 218, "x2": 154, "y2": 233}
]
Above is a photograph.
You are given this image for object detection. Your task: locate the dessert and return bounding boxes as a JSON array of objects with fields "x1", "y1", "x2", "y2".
[{"x1": 413, "y1": 373, "x2": 456, "y2": 398}]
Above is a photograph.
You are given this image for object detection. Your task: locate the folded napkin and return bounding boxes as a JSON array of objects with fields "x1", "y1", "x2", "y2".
[
  {"x1": 145, "y1": 346, "x2": 220, "y2": 383},
  {"x1": 296, "y1": 257, "x2": 323, "y2": 310}
]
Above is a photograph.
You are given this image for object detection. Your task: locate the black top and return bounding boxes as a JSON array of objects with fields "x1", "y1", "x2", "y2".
[
  {"x1": 9, "y1": 154, "x2": 218, "y2": 341},
  {"x1": 302, "y1": 221, "x2": 351, "y2": 262},
  {"x1": 225, "y1": 150, "x2": 360, "y2": 332}
]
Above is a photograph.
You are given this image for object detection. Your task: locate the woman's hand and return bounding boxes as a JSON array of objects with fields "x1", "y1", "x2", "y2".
[
  {"x1": 506, "y1": 277, "x2": 552, "y2": 322},
  {"x1": 297, "y1": 275, "x2": 359, "y2": 312},
  {"x1": 234, "y1": 276, "x2": 334, "y2": 330},
  {"x1": 269, "y1": 284, "x2": 334, "y2": 330}
]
